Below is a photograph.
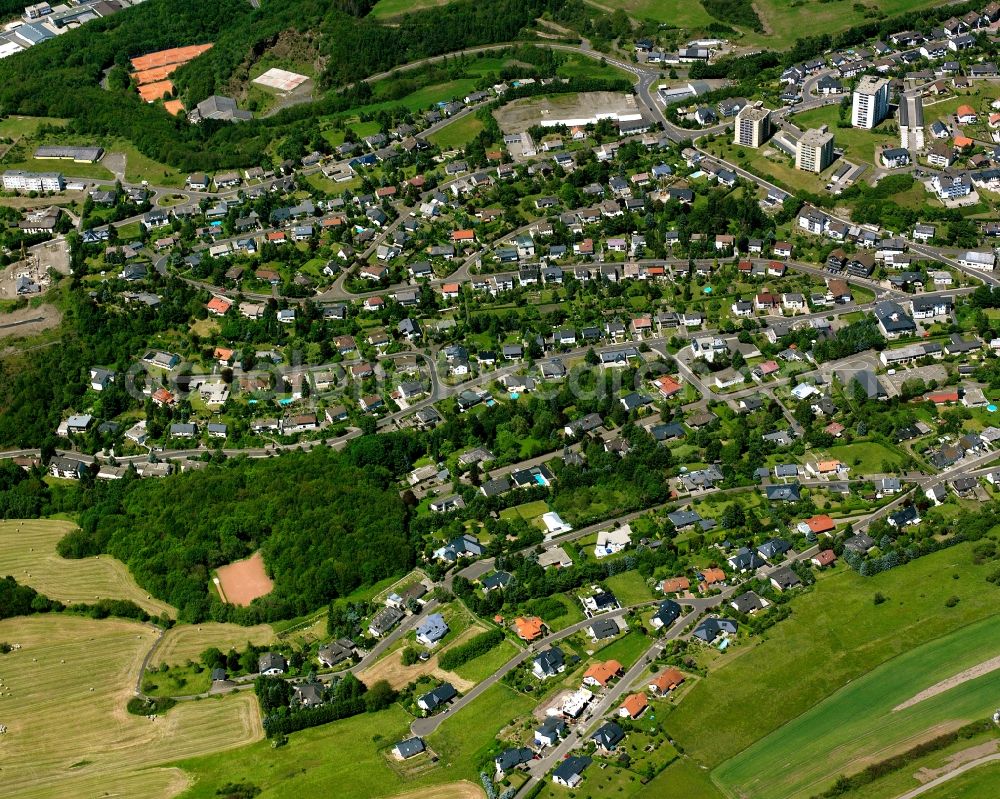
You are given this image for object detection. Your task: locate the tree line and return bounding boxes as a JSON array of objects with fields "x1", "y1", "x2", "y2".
[{"x1": 55, "y1": 447, "x2": 411, "y2": 623}]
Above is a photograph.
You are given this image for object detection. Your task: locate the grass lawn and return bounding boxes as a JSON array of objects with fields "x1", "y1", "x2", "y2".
[
  {"x1": 1, "y1": 156, "x2": 114, "y2": 180},
  {"x1": 666, "y1": 542, "x2": 1000, "y2": 775},
  {"x1": 189, "y1": 317, "x2": 220, "y2": 337},
  {"x1": 370, "y1": 0, "x2": 451, "y2": 18},
  {"x1": 177, "y1": 703, "x2": 460, "y2": 799},
  {"x1": 1, "y1": 615, "x2": 262, "y2": 799},
  {"x1": 714, "y1": 614, "x2": 1000, "y2": 799},
  {"x1": 0, "y1": 519, "x2": 175, "y2": 617},
  {"x1": 918, "y1": 759, "x2": 1000, "y2": 799},
  {"x1": 555, "y1": 52, "x2": 632, "y2": 82},
  {"x1": 428, "y1": 682, "x2": 535, "y2": 777},
  {"x1": 635, "y1": 757, "x2": 724, "y2": 797},
  {"x1": 142, "y1": 662, "x2": 212, "y2": 697},
  {"x1": 524, "y1": 593, "x2": 586, "y2": 632},
  {"x1": 601, "y1": 0, "x2": 715, "y2": 28},
  {"x1": 813, "y1": 441, "x2": 907, "y2": 473},
  {"x1": 791, "y1": 104, "x2": 897, "y2": 166},
  {"x1": 499, "y1": 499, "x2": 549, "y2": 527},
  {"x1": 428, "y1": 114, "x2": 485, "y2": 149},
  {"x1": 706, "y1": 138, "x2": 830, "y2": 195},
  {"x1": 0, "y1": 115, "x2": 67, "y2": 138},
  {"x1": 594, "y1": 630, "x2": 652, "y2": 668},
  {"x1": 453, "y1": 638, "x2": 520, "y2": 683},
  {"x1": 115, "y1": 220, "x2": 143, "y2": 241},
  {"x1": 604, "y1": 570, "x2": 656, "y2": 606},
  {"x1": 347, "y1": 77, "x2": 481, "y2": 120},
  {"x1": 110, "y1": 139, "x2": 188, "y2": 188}
]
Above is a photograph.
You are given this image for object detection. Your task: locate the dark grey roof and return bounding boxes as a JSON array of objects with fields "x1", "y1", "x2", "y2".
[
  {"x1": 553, "y1": 756, "x2": 591, "y2": 782},
  {"x1": 693, "y1": 617, "x2": 738, "y2": 643},
  {"x1": 591, "y1": 721, "x2": 625, "y2": 749},
  {"x1": 394, "y1": 737, "x2": 425, "y2": 758},
  {"x1": 588, "y1": 618, "x2": 619, "y2": 639}
]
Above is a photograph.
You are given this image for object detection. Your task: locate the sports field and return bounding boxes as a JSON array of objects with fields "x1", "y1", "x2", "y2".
[
  {"x1": 215, "y1": 551, "x2": 274, "y2": 606},
  {"x1": 714, "y1": 616, "x2": 1000, "y2": 799},
  {"x1": 0, "y1": 615, "x2": 261, "y2": 799},
  {"x1": 668, "y1": 543, "x2": 1000, "y2": 771},
  {"x1": 0, "y1": 519, "x2": 175, "y2": 617}
]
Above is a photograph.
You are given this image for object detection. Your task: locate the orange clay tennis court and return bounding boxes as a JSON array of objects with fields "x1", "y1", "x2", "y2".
[
  {"x1": 130, "y1": 43, "x2": 213, "y2": 73},
  {"x1": 215, "y1": 552, "x2": 275, "y2": 607},
  {"x1": 138, "y1": 80, "x2": 175, "y2": 102},
  {"x1": 133, "y1": 63, "x2": 183, "y2": 86}
]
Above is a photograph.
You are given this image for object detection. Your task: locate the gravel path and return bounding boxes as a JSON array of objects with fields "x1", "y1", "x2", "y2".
[{"x1": 893, "y1": 654, "x2": 1000, "y2": 713}]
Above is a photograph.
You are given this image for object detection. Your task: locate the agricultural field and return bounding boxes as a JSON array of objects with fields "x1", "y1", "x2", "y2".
[
  {"x1": 0, "y1": 519, "x2": 175, "y2": 617},
  {"x1": 666, "y1": 543, "x2": 1000, "y2": 778},
  {"x1": 635, "y1": 757, "x2": 724, "y2": 797},
  {"x1": 714, "y1": 615, "x2": 1000, "y2": 799},
  {"x1": 150, "y1": 622, "x2": 277, "y2": 668},
  {"x1": 176, "y1": 682, "x2": 530, "y2": 798},
  {"x1": 0, "y1": 615, "x2": 262, "y2": 799},
  {"x1": 831, "y1": 726, "x2": 1000, "y2": 799},
  {"x1": 918, "y1": 760, "x2": 1000, "y2": 799}
]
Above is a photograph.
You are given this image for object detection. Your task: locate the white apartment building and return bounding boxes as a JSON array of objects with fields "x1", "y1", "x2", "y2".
[
  {"x1": 796, "y1": 126, "x2": 835, "y2": 173},
  {"x1": 734, "y1": 104, "x2": 772, "y2": 148},
  {"x1": 2, "y1": 170, "x2": 64, "y2": 192},
  {"x1": 852, "y1": 76, "x2": 889, "y2": 128}
]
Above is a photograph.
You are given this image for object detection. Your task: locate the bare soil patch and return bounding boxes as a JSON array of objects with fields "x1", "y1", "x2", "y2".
[
  {"x1": 0, "y1": 302, "x2": 61, "y2": 337},
  {"x1": 358, "y1": 625, "x2": 482, "y2": 691},
  {"x1": 893, "y1": 654, "x2": 1000, "y2": 713},
  {"x1": 214, "y1": 551, "x2": 274, "y2": 606},
  {"x1": 387, "y1": 780, "x2": 486, "y2": 799},
  {"x1": 916, "y1": 740, "x2": 1000, "y2": 783}
]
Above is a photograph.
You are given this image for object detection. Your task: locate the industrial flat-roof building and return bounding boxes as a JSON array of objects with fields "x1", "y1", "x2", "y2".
[{"x1": 33, "y1": 145, "x2": 104, "y2": 163}]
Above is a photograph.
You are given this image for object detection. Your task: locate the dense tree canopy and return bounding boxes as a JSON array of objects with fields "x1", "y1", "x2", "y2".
[
  {"x1": 0, "y1": 0, "x2": 558, "y2": 171},
  {"x1": 57, "y1": 448, "x2": 411, "y2": 622}
]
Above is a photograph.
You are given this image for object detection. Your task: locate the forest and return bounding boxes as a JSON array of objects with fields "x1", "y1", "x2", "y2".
[
  {"x1": 0, "y1": 0, "x2": 559, "y2": 171},
  {"x1": 55, "y1": 447, "x2": 411, "y2": 623},
  {"x1": 0, "y1": 251, "x2": 202, "y2": 449}
]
